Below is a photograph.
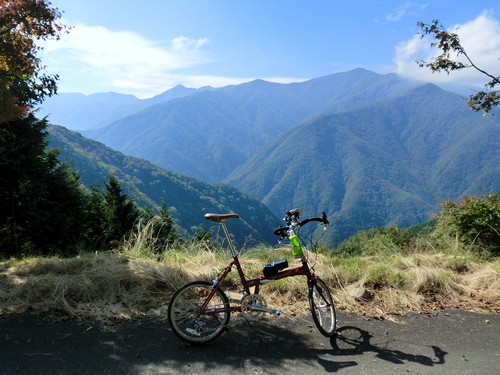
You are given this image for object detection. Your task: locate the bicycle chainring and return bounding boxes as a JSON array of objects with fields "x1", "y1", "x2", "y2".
[{"x1": 241, "y1": 294, "x2": 267, "y2": 320}]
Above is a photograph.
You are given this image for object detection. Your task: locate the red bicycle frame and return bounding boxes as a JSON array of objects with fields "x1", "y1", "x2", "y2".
[
  {"x1": 167, "y1": 211, "x2": 335, "y2": 344},
  {"x1": 199, "y1": 216, "x2": 315, "y2": 316}
]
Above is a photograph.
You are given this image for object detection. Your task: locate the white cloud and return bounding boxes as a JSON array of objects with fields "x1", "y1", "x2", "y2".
[
  {"x1": 394, "y1": 11, "x2": 500, "y2": 88},
  {"x1": 41, "y1": 23, "x2": 214, "y2": 97},
  {"x1": 171, "y1": 36, "x2": 210, "y2": 52},
  {"x1": 386, "y1": 2, "x2": 429, "y2": 22},
  {"x1": 40, "y1": 23, "x2": 304, "y2": 98}
]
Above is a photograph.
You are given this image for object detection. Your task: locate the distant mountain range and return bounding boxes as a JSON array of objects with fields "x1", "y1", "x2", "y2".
[
  {"x1": 81, "y1": 69, "x2": 422, "y2": 182},
  {"x1": 42, "y1": 69, "x2": 500, "y2": 245},
  {"x1": 38, "y1": 85, "x2": 213, "y2": 131}
]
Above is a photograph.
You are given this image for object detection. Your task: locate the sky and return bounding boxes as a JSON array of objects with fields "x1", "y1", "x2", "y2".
[{"x1": 41, "y1": 0, "x2": 500, "y2": 99}]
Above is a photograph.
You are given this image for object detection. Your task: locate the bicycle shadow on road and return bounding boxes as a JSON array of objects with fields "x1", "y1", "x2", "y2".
[
  {"x1": 327, "y1": 325, "x2": 448, "y2": 368},
  {"x1": 2, "y1": 313, "x2": 358, "y2": 375},
  {"x1": 0, "y1": 314, "x2": 448, "y2": 375},
  {"x1": 152, "y1": 317, "x2": 359, "y2": 374}
]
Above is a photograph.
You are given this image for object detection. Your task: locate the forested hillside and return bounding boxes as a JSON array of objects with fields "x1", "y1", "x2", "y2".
[
  {"x1": 225, "y1": 84, "x2": 500, "y2": 245},
  {"x1": 47, "y1": 125, "x2": 280, "y2": 245}
]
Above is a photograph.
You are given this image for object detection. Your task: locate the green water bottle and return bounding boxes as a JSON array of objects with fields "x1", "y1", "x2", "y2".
[{"x1": 289, "y1": 230, "x2": 302, "y2": 258}]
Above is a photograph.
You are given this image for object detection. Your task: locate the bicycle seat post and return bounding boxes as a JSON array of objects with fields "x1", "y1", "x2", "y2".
[
  {"x1": 204, "y1": 213, "x2": 240, "y2": 257},
  {"x1": 219, "y1": 221, "x2": 237, "y2": 257}
]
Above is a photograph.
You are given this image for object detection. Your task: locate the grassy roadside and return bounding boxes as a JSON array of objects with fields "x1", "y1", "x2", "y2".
[{"x1": 1, "y1": 234, "x2": 498, "y2": 325}]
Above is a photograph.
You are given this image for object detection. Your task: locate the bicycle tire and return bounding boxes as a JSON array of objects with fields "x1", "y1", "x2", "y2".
[
  {"x1": 167, "y1": 281, "x2": 230, "y2": 344},
  {"x1": 308, "y1": 276, "x2": 336, "y2": 337}
]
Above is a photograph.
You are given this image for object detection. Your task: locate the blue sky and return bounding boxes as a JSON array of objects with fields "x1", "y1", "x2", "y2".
[{"x1": 42, "y1": 0, "x2": 499, "y2": 98}]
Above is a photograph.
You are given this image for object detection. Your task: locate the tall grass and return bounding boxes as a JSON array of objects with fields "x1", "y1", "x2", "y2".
[{"x1": 1, "y1": 222, "x2": 498, "y2": 324}]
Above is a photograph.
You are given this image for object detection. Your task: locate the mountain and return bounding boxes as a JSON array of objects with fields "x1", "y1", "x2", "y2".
[
  {"x1": 224, "y1": 83, "x2": 500, "y2": 245},
  {"x1": 84, "y1": 69, "x2": 421, "y2": 182},
  {"x1": 146, "y1": 85, "x2": 214, "y2": 105},
  {"x1": 38, "y1": 85, "x2": 213, "y2": 131},
  {"x1": 38, "y1": 92, "x2": 138, "y2": 131},
  {"x1": 43, "y1": 69, "x2": 499, "y2": 246},
  {"x1": 46, "y1": 125, "x2": 280, "y2": 246}
]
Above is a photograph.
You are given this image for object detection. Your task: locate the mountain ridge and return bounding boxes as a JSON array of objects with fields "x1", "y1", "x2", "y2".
[
  {"x1": 224, "y1": 82, "x2": 500, "y2": 244},
  {"x1": 41, "y1": 69, "x2": 499, "y2": 246},
  {"x1": 38, "y1": 85, "x2": 213, "y2": 131},
  {"x1": 83, "y1": 69, "x2": 423, "y2": 182}
]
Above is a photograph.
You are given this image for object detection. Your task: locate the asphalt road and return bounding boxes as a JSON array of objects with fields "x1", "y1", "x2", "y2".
[{"x1": 0, "y1": 309, "x2": 498, "y2": 375}]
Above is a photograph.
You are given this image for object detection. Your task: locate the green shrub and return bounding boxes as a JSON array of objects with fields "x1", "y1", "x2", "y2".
[
  {"x1": 434, "y1": 193, "x2": 500, "y2": 255},
  {"x1": 335, "y1": 227, "x2": 416, "y2": 257}
]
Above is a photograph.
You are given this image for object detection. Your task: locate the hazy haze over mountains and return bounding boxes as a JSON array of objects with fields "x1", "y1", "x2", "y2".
[
  {"x1": 81, "y1": 69, "x2": 422, "y2": 182},
  {"x1": 43, "y1": 69, "x2": 500, "y2": 245},
  {"x1": 38, "y1": 85, "x2": 213, "y2": 131}
]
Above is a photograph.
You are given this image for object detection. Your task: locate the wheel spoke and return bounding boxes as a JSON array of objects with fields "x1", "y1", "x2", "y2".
[
  {"x1": 309, "y1": 277, "x2": 336, "y2": 337},
  {"x1": 168, "y1": 281, "x2": 230, "y2": 344}
]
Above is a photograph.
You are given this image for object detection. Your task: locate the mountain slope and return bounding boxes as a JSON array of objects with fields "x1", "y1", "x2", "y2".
[
  {"x1": 84, "y1": 69, "x2": 420, "y2": 182},
  {"x1": 224, "y1": 84, "x2": 500, "y2": 245},
  {"x1": 47, "y1": 125, "x2": 279, "y2": 246}
]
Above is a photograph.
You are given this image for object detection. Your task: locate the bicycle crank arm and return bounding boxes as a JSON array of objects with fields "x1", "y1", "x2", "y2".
[{"x1": 248, "y1": 304, "x2": 282, "y2": 316}]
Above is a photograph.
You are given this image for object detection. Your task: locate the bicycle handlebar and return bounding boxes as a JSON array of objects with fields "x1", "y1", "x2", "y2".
[
  {"x1": 299, "y1": 212, "x2": 329, "y2": 227},
  {"x1": 273, "y1": 211, "x2": 329, "y2": 238}
]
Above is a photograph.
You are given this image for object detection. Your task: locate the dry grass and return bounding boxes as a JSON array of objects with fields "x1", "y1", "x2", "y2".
[
  {"x1": 0, "y1": 236, "x2": 498, "y2": 325},
  {"x1": 0, "y1": 252, "x2": 186, "y2": 324},
  {"x1": 327, "y1": 252, "x2": 500, "y2": 317}
]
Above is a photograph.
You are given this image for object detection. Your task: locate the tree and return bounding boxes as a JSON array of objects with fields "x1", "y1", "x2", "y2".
[
  {"x1": 0, "y1": 114, "x2": 88, "y2": 256},
  {"x1": 78, "y1": 184, "x2": 107, "y2": 249},
  {"x1": 0, "y1": 2, "x2": 102, "y2": 257},
  {"x1": 102, "y1": 176, "x2": 139, "y2": 247},
  {"x1": 416, "y1": 20, "x2": 499, "y2": 115},
  {"x1": 0, "y1": 0, "x2": 68, "y2": 122}
]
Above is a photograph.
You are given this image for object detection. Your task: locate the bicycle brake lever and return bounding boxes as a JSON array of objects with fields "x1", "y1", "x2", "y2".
[{"x1": 321, "y1": 211, "x2": 329, "y2": 226}]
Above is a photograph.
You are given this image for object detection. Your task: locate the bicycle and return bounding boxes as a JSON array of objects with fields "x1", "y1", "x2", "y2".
[{"x1": 167, "y1": 208, "x2": 336, "y2": 344}]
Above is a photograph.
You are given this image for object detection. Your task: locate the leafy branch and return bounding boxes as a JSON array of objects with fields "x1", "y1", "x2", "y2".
[{"x1": 416, "y1": 20, "x2": 499, "y2": 115}]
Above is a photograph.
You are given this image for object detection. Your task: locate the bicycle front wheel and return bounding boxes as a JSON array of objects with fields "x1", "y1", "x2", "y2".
[
  {"x1": 308, "y1": 276, "x2": 336, "y2": 337},
  {"x1": 167, "y1": 281, "x2": 230, "y2": 344}
]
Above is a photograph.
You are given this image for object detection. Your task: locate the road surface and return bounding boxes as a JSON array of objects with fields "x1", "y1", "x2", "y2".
[{"x1": 0, "y1": 309, "x2": 498, "y2": 374}]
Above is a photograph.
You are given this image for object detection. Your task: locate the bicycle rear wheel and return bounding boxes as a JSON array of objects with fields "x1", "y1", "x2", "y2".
[
  {"x1": 167, "y1": 281, "x2": 230, "y2": 344},
  {"x1": 308, "y1": 276, "x2": 336, "y2": 337}
]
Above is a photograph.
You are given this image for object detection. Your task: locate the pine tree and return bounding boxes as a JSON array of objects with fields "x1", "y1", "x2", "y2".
[
  {"x1": 80, "y1": 184, "x2": 107, "y2": 249},
  {"x1": 0, "y1": 115, "x2": 88, "y2": 256},
  {"x1": 102, "y1": 176, "x2": 139, "y2": 248}
]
